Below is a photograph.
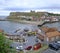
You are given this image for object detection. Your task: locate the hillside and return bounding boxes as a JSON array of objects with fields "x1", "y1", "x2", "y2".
[
  {"x1": 7, "y1": 11, "x2": 60, "y2": 20},
  {"x1": 7, "y1": 11, "x2": 48, "y2": 19}
]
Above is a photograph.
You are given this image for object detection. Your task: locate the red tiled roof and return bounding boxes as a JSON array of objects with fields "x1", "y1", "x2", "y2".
[
  {"x1": 41, "y1": 26, "x2": 57, "y2": 33},
  {"x1": 46, "y1": 31, "x2": 60, "y2": 38}
]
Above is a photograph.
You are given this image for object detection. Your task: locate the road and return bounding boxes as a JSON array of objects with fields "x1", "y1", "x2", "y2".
[{"x1": 43, "y1": 48, "x2": 60, "y2": 53}]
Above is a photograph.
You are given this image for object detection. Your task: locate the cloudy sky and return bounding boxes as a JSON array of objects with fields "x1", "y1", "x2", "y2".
[{"x1": 0, "y1": 0, "x2": 60, "y2": 16}]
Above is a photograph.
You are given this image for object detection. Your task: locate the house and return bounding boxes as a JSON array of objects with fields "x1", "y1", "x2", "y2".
[
  {"x1": 41, "y1": 26, "x2": 57, "y2": 33},
  {"x1": 37, "y1": 26, "x2": 60, "y2": 43},
  {"x1": 40, "y1": 26, "x2": 49, "y2": 33},
  {"x1": 44, "y1": 31, "x2": 60, "y2": 42},
  {"x1": 44, "y1": 17, "x2": 51, "y2": 22},
  {"x1": 51, "y1": 17, "x2": 59, "y2": 22},
  {"x1": 44, "y1": 19, "x2": 50, "y2": 22},
  {"x1": 37, "y1": 33, "x2": 44, "y2": 41},
  {"x1": 40, "y1": 16, "x2": 46, "y2": 21},
  {"x1": 17, "y1": 15, "x2": 33, "y2": 21},
  {"x1": 32, "y1": 17, "x2": 41, "y2": 21}
]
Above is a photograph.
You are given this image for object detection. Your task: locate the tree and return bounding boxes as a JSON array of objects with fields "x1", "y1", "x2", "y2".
[
  {"x1": 0, "y1": 33, "x2": 17, "y2": 53},
  {"x1": 0, "y1": 33, "x2": 9, "y2": 53}
]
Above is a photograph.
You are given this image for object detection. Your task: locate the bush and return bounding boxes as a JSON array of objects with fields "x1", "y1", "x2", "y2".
[{"x1": 0, "y1": 33, "x2": 17, "y2": 53}]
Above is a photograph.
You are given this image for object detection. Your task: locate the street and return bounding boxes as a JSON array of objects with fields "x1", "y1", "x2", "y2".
[{"x1": 42, "y1": 48, "x2": 60, "y2": 53}]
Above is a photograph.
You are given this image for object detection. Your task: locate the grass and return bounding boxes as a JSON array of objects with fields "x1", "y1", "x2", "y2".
[{"x1": 19, "y1": 51, "x2": 24, "y2": 53}]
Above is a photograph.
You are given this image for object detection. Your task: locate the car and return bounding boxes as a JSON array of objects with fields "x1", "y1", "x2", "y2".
[
  {"x1": 49, "y1": 43, "x2": 59, "y2": 50},
  {"x1": 33, "y1": 43, "x2": 41, "y2": 50},
  {"x1": 49, "y1": 41, "x2": 60, "y2": 51},
  {"x1": 25, "y1": 46, "x2": 32, "y2": 50},
  {"x1": 16, "y1": 46, "x2": 23, "y2": 51},
  {"x1": 55, "y1": 41, "x2": 60, "y2": 47}
]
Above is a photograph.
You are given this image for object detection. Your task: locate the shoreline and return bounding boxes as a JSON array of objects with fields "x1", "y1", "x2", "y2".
[
  {"x1": 2, "y1": 19, "x2": 45, "y2": 25},
  {"x1": 0, "y1": 19, "x2": 60, "y2": 26}
]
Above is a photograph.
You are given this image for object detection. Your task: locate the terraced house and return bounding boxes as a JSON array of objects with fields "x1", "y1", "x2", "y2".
[{"x1": 37, "y1": 26, "x2": 60, "y2": 43}]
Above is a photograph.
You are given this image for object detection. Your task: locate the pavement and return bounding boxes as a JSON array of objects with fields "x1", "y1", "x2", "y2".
[
  {"x1": 10, "y1": 35, "x2": 41, "y2": 50},
  {"x1": 42, "y1": 48, "x2": 60, "y2": 53}
]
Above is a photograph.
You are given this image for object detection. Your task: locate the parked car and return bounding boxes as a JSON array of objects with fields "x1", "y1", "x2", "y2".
[
  {"x1": 55, "y1": 41, "x2": 60, "y2": 47},
  {"x1": 16, "y1": 46, "x2": 23, "y2": 51},
  {"x1": 49, "y1": 41, "x2": 60, "y2": 51},
  {"x1": 33, "y1": 43, "x2": 41, "y2": 50},
  {"x1": 25, "y1": 46, "x2": 32, "y2": 50}
]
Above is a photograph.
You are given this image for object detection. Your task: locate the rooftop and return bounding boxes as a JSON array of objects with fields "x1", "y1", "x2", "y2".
[
  {"x1": 41, "y1": 26, "x2": 57, "y2": 33},
  {"x1": 46, "y1": 31, "x2": 60, "y2": 38}
]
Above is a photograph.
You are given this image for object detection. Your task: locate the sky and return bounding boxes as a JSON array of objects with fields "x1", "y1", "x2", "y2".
[{"x1": 0, "y1": 0, "x2": 60, "y2": 16}]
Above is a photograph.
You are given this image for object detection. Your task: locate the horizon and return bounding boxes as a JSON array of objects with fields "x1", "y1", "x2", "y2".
[{"x1": 0, "y1": 0, "x2": 60, "y2": 16}]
